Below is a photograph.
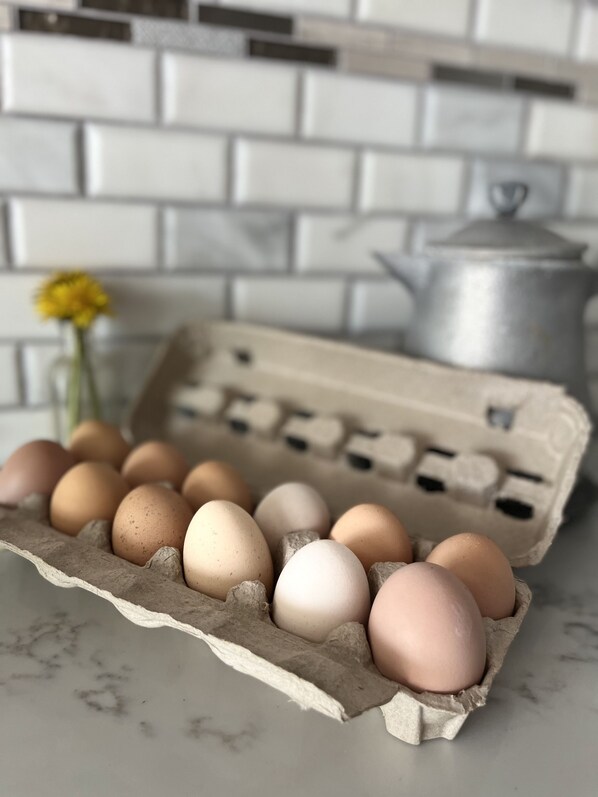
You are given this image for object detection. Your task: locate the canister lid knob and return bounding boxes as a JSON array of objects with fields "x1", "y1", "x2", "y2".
[{"x1": 489, "y1": 181, "x2": 529, "y2": 218}]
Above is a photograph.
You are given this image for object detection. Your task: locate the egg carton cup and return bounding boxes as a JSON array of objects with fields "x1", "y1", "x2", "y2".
[
  {"x1": 0, "y1": 322, "x2": 589, "y2": 743},
  {"x1": 0, "y1": 495, "x2": 530, "y2": 745}
]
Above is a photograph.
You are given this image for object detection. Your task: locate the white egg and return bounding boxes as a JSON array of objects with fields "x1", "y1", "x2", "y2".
[
  {"x1": 253, "y1": 482, "x2": 330, "y2": 555},
  {"x1": 272, "y1": 539, "x2": 370, "y2": 643}
]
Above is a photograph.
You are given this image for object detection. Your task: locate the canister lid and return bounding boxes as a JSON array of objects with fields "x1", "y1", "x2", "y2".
[{"x1": 426, "y1": 182, "x2": 586, "y2": 262}]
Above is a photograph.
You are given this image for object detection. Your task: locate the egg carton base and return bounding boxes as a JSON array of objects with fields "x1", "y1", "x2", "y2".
[{"x1": 0, "y1": 499, "x2": 531, "y2": 745}]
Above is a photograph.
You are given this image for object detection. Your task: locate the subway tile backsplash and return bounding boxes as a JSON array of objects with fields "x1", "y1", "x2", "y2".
[{"x1": 2, "y1": 0, "x2": 598, "y2": 439}]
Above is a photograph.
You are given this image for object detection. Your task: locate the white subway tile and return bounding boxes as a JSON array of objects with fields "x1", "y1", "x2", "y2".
[
  {"x1": 410, "y1": 218, "x2": 465, "y2": 253},
  {"x1": 0, "y1": 275, "x2": 60, "y2": 338},
  {"x1": 235, "y1": 139, "x2": 354, "y2": 208},
  {"x1": 86, "y1": 125, "x2": 226, "y2": 201},
  {"x1": 302, "y1": 71, "x2": 416, "y2": 147},
  {"x1": 475, "y1": 0, "x2": 573, "y2": 55},
  {"x1": 350, "y1": 279, "x2": 413, "y2": 333},
  {"x1": 11, "y1": 199, "x2": 157, "y2": 269},
  {"x1": 468, "y1": 159, "x2": 564, "y2": 219},
  {"x1": 361, "y1": 152, "x2": 464, "y2": 213},
  {"x1": 96, "y1": 276, "x2": 226, "y2": 337},
  {"x1": 423, "y1": 86, "x2": 523, "y2": 154},
  {"x1": 577, "y1": 4, "x2": 598, "y2": 62},
  {"x1": 2, "y1": 0, "x2": 75, "y2": 8},
  {"x1": 0, "y1": 206, "x2": 6, "y2": 267},
  {"x1": 0, "y1": 344, "x2": 19, "y2": 405},
  {"x1": 1, "y1": 33, "x2": 155, "y2": 121},
  {"x1": 165, "y1": 208, "x2": 290, "y2": 271},
  {"x1": 22, "y1": 339, "x2": 157, "y2": 406},
  {"x1": 0, "y1": 117, "x2": 77, "y2": 194},
  {"x1": 220, "y1": 0, "x2": 350, "y2": 15},
  {"x1": 565, "y1": 167, "x2": 598, "y2": 217},
  {"x1": 163, "y1": 53, "x2": 297, "y2": 135},
  {"x1": 0, "y1": 6, "x2": 12, "y2": 32},
  {"x1": 0, "y1": 408, "x2": 54, "y2": 463},
  {"x1": 358, "y1": 0, "x2": 471, "y2": 37},
  {"x1": 296, "y1": 215, "x2": 406, "y2": 274},
  {"x1": 526, "y1": 101, "x2": 598, "y2": 161},
  {"x1": 232, "y1": 277, "x2": 346, "y2": 332}
]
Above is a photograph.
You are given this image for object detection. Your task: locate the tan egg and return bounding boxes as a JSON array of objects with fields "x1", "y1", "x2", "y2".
[
  {"x1": 426, "y1": 532, "x2": 516, "y2": 620},
  {"x1": 112, "y1": 484, "x2": 194, "y2": 566},
  {"x1": 69, "y1": 420, "x2": 131, "y2": 469},
  {"x1": 369, "y1": 562, "x2": 486, "y2": 694},
  {"x1": 183, "y1": 500, "x2": 273, "y2": 601},
  {"x1": 50, "y1": 462, "x2": 129, "y2": 536},
  {"x1": 182, "y1": 461, "x2": 253, "y2": 513},
  {"x1": 0, "y1": 440, "x2": 76, "y2": 505},
  {"x1": 121, "y1": 440, "x2": 189, "y2": 490},
  {"x1": 329, "y1": 503, "x2": 412, "y2": 573}
]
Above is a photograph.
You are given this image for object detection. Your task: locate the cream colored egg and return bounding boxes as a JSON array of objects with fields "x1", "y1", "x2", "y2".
[
  {"x1": 253, "y1": 482, "x2": 330, "y2": 555},
  {"x1": 183, "y1": 500, "x2": 273, "y2": 601},
  {"x1": 272, "y1": 539, "x2": 370, "y2": 643}
]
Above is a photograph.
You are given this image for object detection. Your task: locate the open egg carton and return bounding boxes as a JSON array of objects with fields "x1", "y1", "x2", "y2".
[{"x1": 0, "y1": 322, "x2": 591, "y2": 744}]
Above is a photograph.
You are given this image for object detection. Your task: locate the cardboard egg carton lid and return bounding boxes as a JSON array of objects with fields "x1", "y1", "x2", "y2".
[{"x1": 127, "y1": 321, "x2": 591, "y2": 567}]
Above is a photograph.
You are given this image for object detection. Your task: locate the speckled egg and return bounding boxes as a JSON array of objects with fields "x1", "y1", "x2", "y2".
[{"x1": 182, "y1": 460, "x2": 253, "y2": 513}]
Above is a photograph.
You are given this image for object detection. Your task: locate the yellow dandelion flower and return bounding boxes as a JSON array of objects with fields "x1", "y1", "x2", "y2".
[{"x1": 35, "y1": 271, "x2": 114, "y2": 330}]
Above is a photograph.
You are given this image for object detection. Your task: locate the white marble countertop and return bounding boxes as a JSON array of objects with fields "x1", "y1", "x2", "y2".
[{"x1": 1, "y1": 492, "x2": 597, "y2": 796}]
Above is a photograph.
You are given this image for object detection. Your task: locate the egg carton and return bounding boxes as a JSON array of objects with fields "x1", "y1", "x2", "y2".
[
  {"x1": 0, "y1": 495, "x2": 530, "y2": 745},
  {"x1": 0, "y1": 322, "x2": 590, "y2": 743}
]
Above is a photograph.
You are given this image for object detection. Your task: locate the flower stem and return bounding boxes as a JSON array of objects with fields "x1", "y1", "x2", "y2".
[
  {"x1": 67, "y1": 326, "x2": 84, "y2": 435},
  {"x1": 81, "y1": 330, "x2": 102, "y2": 420}
]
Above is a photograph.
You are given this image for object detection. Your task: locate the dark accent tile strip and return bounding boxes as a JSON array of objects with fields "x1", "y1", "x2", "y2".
[
  {"x1": 249, "y1": 37, "x2": 336, "y2": 67},
  {"x1": 18, "y1": 9, "x2": 131, "y2": 41},
  {"x1": 198, "y1": 4, "x2": 293, "y2": 36},
  {"x1": 81, "y1": 0, "x2": 187, "y2": 21},
  {"x1": 433, "y1": 63, "x2": 575, "y2": 100},
  {"x1": 513, "y1": 75, "x2": 575, "y2": 99}
]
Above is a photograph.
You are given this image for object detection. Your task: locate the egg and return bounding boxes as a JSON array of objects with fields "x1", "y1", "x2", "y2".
[
  {"x1": 121, "y1": 440, "x2": 189, "y2": 490},
  {"x1": 182, "y1": 460, "x2": 253, "y2": 513},
  {"x1": 272, "y1": 539, "x2": 370, "y2": 643},
  {"x1": 69, "y1": 419, "x2": 131, "y2": 469},
  {"x1": 112, "y1": 484, "x2": 193, "y2": 566},
  {"x1": 183, "y1": 500, "x2": 273, "y2": 601},
  {"x1": 50, "y1": 462, "x2": 129, "y2": 536},
  {"x1": 426, "y1": 532, "x2": 516, "y2": 620},
  {"x1": 368, "y1": 562, "x2": 486, "y2": 694},
  {"x1": 0, "y1": 440, "x2": 76, "y2": 505},
  {"x1": 253, "y1": 482, "x2": 330, "y2": 555},
  {"x1": 329, "y1": 503, "x2": 413, "y2": 573}
]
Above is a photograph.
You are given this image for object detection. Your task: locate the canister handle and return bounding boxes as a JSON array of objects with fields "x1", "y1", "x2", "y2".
[{"x1": 489, "y1": 181, "x2": 529, "y2": 218}]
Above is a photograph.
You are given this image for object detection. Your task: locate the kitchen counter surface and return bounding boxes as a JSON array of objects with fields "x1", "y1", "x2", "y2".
[{"x1": 1, "y1": 494, "x2": 597, "y2": 796}]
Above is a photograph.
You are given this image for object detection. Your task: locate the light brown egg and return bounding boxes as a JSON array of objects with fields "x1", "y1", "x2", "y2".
[
  {"x1": 112, "y1": 484, "x2": 194, "y2": 566},
  {"x1": 121, "y1": 440, "x2": 189, "y2": 490},
  {"x1": 182, "y1": 461, "x2": 253, "y2": 513},
  {"x1": 329, "y1": 503, "x2": 412, "y2": 573},
  {"x1": 426, "y1": 532, "x2": 516, "y2": 620},
  {"x1": 50, "y1": 462, "x2": 129, "y2": 536},
  {"x1": 0, "y1": 440, "x2": 76, "y2": 505},
  {"x1": 368, "y1": 562, "x2": 486, "y2": 694},
  {"x1": 69, "y1": 420, "x2": 131, "y2": 469},
  {"x1": 183, "y1": 500, "x2": 273, "y2": 601}
]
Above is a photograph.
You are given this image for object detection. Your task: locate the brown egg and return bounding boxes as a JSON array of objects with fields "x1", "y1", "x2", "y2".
[
  {"x1": 112, "y1": 484, "x2": 194, "y2": 566},
  {"x1": 0, "y1": 440, "x2": 76, "y2": 505},
  {"x1": 369, "y1": 562, "x2": 487, "y2": 694},
  {"x1": 183, "y1": 500, "x2": 273, "y2": 601},
  {"x1": 50, "y1": 461, "x2": 129, "y2": 536},
  {"x1": 69, "y1": 420, "x2": 131, "y2": 469},
  {"x1": 426, "y1": 532, "x2": 516, "y2": 620},
  {"x1": 182, "y1": 461, "x2": 253, "y2": 513},
  {"x1": 330, "y1": 503, "x2": 412, "y2": 573},
  {"x1": 121, "y1": 440, "x2": 189, "y2": 490}
]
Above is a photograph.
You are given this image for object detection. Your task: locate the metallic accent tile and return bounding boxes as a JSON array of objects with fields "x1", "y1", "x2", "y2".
[
  {"x1": 432, "y1": 63, "x2": 508, "y2": 90},
  {"x1": 132, "y1": 18, "x2": 244, "y2": 54},
  {"x1": 339, "y1": 49, "x2": 430, "y2": 82},
  {"x1": 513, "y1": 75, "x2": 574, "y2": 100},
  {"x1": 81, "y1": 0, "x2": 187, "y2": 19},
  {"x1": 220, "y1": 0, "x2": 350, "y2": 14},
  {"x1": 198, "y1": 4, "x2": 293, "y2": 35},
  {"x1": 468, "y1": 159, "x2": 565, "y2": 219},
  {"x1": 248, "y1": 37, "x2": 336, "y2": 67},
  {"x1": 165, "y1": 208, "x2": 291, "y2": 271},
  {"x1": 296, "y1": 15, "x2": 391, "y2": 52},
  {"x1": 0, "y1": 5, "x2": 13, "y2": 31},
  {"x1": 18, "y1": 9, "x2": 131, "y2": 41}
]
